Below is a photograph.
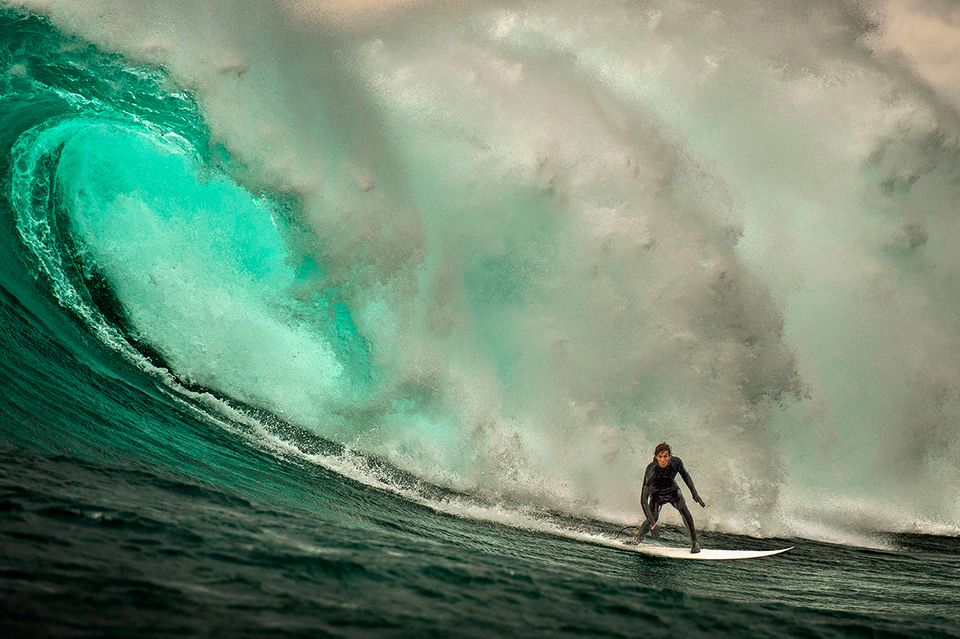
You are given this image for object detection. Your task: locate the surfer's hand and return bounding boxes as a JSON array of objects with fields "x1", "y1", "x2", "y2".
[{"x1": 695, "y1": 496, "x2": 706, "y2": 508}]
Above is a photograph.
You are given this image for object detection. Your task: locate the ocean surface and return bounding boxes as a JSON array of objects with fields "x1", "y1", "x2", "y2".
[{"x1": 1, "y1": 2, "x2": 959, "y2": 636}]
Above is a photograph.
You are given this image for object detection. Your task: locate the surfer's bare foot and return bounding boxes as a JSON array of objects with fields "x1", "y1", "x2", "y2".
[{"x1": 691, "y1": 543, "x2": 701, "y2": 554}]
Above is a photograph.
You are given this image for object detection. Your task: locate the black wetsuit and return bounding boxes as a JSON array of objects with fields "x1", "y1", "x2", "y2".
[{"x1": 638, "y1": 456, "x2": 702, "y2": 547}]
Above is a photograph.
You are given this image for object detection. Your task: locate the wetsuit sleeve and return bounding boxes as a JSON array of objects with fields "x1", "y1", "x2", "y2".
[
  {"x1": 641, "y1": 463, "x2": 655, "y2": 521},
  {"x1": 677, "y1": 458, "x2": 702, "y2": 502}
]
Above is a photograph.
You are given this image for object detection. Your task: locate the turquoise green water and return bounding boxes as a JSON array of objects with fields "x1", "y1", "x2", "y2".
[{"x1": 1, "y1": 4, "x2": 959, "y2": 636}]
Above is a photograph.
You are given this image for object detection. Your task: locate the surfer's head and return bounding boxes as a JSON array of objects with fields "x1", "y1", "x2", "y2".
[{"x1": 654, "y1": 442, "x2": 672, "y2": 468}]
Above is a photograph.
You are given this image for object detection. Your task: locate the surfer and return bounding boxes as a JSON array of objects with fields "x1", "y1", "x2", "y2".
[{"x1": 635, "y1": 442, "x2": 706, "y2": 553}]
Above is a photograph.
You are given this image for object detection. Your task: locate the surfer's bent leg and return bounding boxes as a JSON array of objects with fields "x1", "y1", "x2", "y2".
[
  {"x1": 673, "y1": 495, "x2": 700, "y2": 553},
  {"x1": 635, "y1": 497, "x2": 663, "y2": 542}
]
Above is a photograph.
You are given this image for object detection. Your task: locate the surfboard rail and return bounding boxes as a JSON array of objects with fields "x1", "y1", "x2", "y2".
[{"x1": 628, "y1": 544, "x2": 794, "y2": 560}]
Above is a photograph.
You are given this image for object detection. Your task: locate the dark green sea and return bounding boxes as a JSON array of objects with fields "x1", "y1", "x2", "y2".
[{"x1": 2, "y1": 2, "x2": 960, "y2": 637}]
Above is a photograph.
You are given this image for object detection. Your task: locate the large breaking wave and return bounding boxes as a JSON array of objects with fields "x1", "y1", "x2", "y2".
[{"x1": 4, "y1": 0, "x2": 959, "y2": 542}]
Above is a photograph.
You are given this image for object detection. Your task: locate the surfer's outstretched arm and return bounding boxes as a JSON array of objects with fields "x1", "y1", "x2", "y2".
[
  {"x1": 677, "y1": 458, "x2": 706, "y2": 507},
  {"x1": 640, "y1": 463, "x2": 655, "y2": 522},
  {"x1": 640, "y1": 485, "x2": 653, "y2": 522}
]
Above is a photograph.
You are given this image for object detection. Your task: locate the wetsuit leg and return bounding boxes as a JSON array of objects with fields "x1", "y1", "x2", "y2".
[
  {"x1": 672, "y1": 495, "x2": 699, "y2": 549},
  {"x1": 635, "y1": 496, "x2": 664, "y2": 542}
]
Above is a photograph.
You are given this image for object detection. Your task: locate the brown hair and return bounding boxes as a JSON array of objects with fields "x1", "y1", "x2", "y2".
[{"x1": 654, "y1": 442, "x2": 671, "y2": 457}]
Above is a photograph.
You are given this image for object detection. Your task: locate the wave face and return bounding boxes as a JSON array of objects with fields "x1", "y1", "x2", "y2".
[{"x1": 2, "y1": 0, "x2": 959, "y2": 543}]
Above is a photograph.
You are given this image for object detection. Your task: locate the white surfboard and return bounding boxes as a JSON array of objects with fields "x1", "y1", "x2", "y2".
[{"x1": 629, "y1": 544, "x2": 793, "y2": 560}]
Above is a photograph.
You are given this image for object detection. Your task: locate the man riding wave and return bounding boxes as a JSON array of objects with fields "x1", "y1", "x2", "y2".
[{"x1": 635, "y1": 442, "x2": 706, "y2": 553}]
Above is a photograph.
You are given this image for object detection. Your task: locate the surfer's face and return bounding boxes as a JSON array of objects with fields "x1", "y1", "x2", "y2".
[{"x1": 655, "y1": 450, "x2": 671, "y2": 468}]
